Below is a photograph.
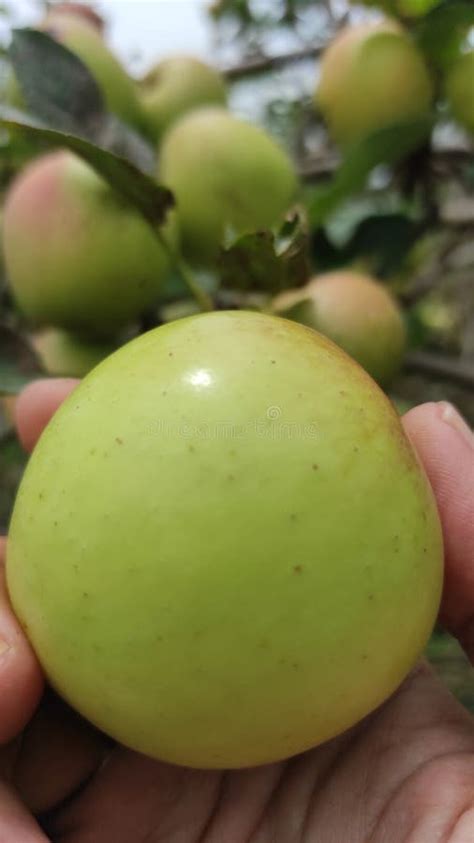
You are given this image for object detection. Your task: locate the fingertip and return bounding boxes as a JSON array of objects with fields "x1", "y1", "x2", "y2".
[{"x1": 15, "y1": 379, "x2": 78, "y2": 453}]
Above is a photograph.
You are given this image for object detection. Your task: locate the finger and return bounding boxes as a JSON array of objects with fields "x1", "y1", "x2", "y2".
[
  {"x1": 12, "y1": 691, "x2": 109, "y2": 815},
  {"x1": 0, "y1": 781, "x2": 49, "y2": 842},
  {"x1": 402, "y1": 402, "x2": 474, "y2": 661},
  {"x1": 0, "y1": 539, "x2": 44, "y2": 745},
  {"x1": 15, "y1": 379, "x2": 79, "y2": 453}
]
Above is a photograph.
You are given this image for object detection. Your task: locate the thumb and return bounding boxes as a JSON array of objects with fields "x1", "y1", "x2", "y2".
[{"x1": 402, "y1": 402, "x2": 474, "y2": 661}]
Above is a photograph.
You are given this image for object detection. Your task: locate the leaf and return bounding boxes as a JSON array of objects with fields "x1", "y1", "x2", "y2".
[
  {"x1": 345, "y1": 214, "x2": 422, "y2": 277},
  {"x1": 309, "y1": 117, "x2": 433, "y2": 227},
  {"x1": 8, "y1": 29, "x2": 155, "y2": 173},
  {"x1": 218, "y1": 208, "x2": 311, "y2": 294},
  {"x1": 10, "y1": 29, "x2": 106, "y2": 140},
  {"x1": 0, "y1": 325, "x2": 43, "y2": 396},
  {"x1": 415, "y1": 1, "x2": 474, "y2": 70},
  {"x1": 0, "y1": 111, "x2": 174, "y2": 227}
]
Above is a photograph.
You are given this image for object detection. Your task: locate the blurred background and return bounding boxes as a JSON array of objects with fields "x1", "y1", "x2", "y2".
[{"x1": 0, "y1": 0, "x2": 472, "y2": 708}]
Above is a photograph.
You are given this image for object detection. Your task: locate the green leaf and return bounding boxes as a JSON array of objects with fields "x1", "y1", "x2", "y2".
[
  {"x1": 415, "y1": 1, "x2": 474, "y2": 70},
  {"x1": 309, "y1": 117, "x2": 433, "y2": 227},
  {"x1": 8, "y1": 29, "x2": 155, "y2": 173},
  {"x1": 10, "y1": 29, "x2": 106, "y2": 140},
  {"x1": 0, "y1": 111, "x2": 174, "y2": 227},
  {"x1": 0, "y1": 325, "x2": 43, "y2": 396},
  {"x1": 345, "y1": 214, "x2": 422, "y2": 277},
  {"x1": 218, "y1": 208, "x2": 311, "y2": 294}
]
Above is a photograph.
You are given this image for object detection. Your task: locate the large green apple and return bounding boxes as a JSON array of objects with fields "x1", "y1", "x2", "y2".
[
  {"x1": 316, "y1": 20, "x2": 434, "y2": 146},
  {"x1": 159, "y1": 108, "x2": 299, "y2": 266},
  {"x1": 41, "y1": 13, "x2": 145, "y2": 131},
  {"x1": 273, "y1": 271, "x2": 407, "y2": 386},
  {"x1": 140, "y1": 56, "x2": 227, "y2": 142},
  {"x1": 445, "y1": 51, "x2": 474, "y2": 136},
  {"x1": 3, "y1": 151, "x2": 173, "y2": 335},
  {"x1": 7, "y1": 311, "x2": 442, "y2": 769},
  {"x1": 31, "y1": 329, "x2": 115, "y2": 378}
]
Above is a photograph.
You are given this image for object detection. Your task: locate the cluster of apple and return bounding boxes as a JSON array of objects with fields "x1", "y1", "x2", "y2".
[
  {"x1": 1, "y1": 3, "x2": 297, "y2": 375},
  {"x1": 0, "y1": 1, "x2": 426, "y2": 392}
]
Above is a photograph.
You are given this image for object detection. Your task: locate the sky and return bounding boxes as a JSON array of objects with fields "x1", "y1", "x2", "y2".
[{"x1": 1, "y1": 1, "x2": 214, "y2": 75}]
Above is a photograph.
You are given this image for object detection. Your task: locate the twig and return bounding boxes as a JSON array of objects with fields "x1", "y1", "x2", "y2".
[
  {"x1": 404, "y1": 351, "x2": 474, "y2": 389},
  {"x1": 221, "y1": 44, "x2": 324, "y2": 79},
  {"x1": 297, "y1": 153, "x2": 340, "y2": 181}
]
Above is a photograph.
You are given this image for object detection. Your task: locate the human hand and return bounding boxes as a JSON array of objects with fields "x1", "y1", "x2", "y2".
[{"x1": 0, "y1": 381, "x2": 473, "y2": 842}]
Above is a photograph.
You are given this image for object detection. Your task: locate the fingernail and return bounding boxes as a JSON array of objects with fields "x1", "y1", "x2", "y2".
[
  {"x1": 0, "y1": 638, "x2": 11, "y2": 659},
  {"x1": 439, "y1": 402, "x2": 474, "y2": 450}
]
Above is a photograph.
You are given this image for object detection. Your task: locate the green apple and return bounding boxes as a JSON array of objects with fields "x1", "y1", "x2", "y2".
[
  {"x1": 159, "y1": 107, "x2": 299, "y2": 266},
  {"x1": 140, "y1": 56, "x2": 227, "y2": 142},
  {"x1": 7, "y1": 311, "x2": 442, "y2": 769},
  {"x1": 273, "y1": 271, "x2": 407, "y2": 386},
  {"x1": 41, "y1": 14, "x2": 145, "y2": 131},
  {"x1": 42, "y1": 2, "x2": 105, "y2": 33},
  {"x1": 316, "y1": 20, "x2": 434, "y2": 146},
  {"x1": 31, "y1": 329, "x2": 115, "y2": 378},
  {"x1": 445, "y1": 51, "x2": 474, "y2": 136},
  {"x1": 349, "y1": 0, "x2": 439, "y2": 16},
  {"x1": 3, "y1": 151, "x2": 174, "y2": 335}
]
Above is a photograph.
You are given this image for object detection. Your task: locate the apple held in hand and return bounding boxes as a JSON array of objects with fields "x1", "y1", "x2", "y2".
[
  {"x1": 7, "y1": 312, "x2": 443, "y2": 769},
  {"x1": 316, "y1": 20, "x2": 434, "y2": 147},
  {"x1": 140, "y1": 56, "x2": 227, "y2": 141},
  {"x1": 273, "y1": 271, "x2": 407, "y2": 386},
  {"x1": 159, "y1": 108, "x2": 299, "y2": 266},
  {"x1": 7, "y1": 312, "x2": 442, "y2": 768},
  {"x1": 2, "y1": 151, "x2": 173, "y2": 335}
]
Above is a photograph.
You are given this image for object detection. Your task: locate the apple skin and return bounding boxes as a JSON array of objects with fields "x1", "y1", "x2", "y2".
[
  {"x1": 159, "y1": 107, "x2": 299, "y2": 266},
  {"x1": 445, "y1": 51, "x2": 474, "y2": 136},
  {"x1": 41, "y1": 15, "x2": 145, "y2": 131},
  {"x1": 3, "y1": 151, "x2": 174, "y2": 335},
  {"x1": 31, "y1": 329, "x2": 115, "y2": 378},
  {"x1": 140, "y1": 56, "x2": 227, "y2": 142},
  {"x1": 273, "y1": 271, "x2": 407, "y2": 386},
  {"x1": 316, "y1": 21, "x2": 434, "y2": 147},
  {"x1": 7, "y1": 311, "x2": 443, "y2": 769}
]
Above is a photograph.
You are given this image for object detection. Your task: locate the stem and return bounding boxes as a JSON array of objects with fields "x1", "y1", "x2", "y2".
[
  {"x1": 154, "y1": 226, "x2": 214, "y2": 313},
  {"x1": 175, "y1": 255, "x2": 214, "y2": 313}
]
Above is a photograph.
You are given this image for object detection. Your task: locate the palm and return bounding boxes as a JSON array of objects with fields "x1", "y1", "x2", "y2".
[{"x1": 4, "y1": 662, "x2": 472, "y2": 843}]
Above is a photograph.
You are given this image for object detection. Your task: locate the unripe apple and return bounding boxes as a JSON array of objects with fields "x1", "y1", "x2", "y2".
[
  {"x1": 316, "y1": 21, "x2": 434, "y2": 146},
  {"x1": 41, "y1": 14, "x2": 145, "y2": 131},
  {"x1": 349, "y1": 0, "x2": 439, "y2": 16},
  {"x1": 159, "y1": 108, "x2": 299, "y2": 266},
  {"x1": 445, "y1": 51, "x2": 474, "y2": 136},
  {"x1": 42, "y1": 3, "x2": 105, "y2": 34},
  {"x1": 7, "y1": 311, "x2": 442, "y2": 769},
  {"x1": 140, "y1": 56, "x2": 227, "y2": 142},
  {"x1": 3, "y1": 151, "x2": 173, "y2": 335},
  {"x1": 273, "y1": 271, "x2": 407, "y2": 386},
  {"x1": 31, "y1": 329, "x2": 115, "y2": 378}
]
